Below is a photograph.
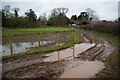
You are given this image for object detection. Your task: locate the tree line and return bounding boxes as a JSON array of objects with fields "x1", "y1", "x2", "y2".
[
  {"x1": 1, "y1": 5, "x2": 119, "y2": 28},
  {"x1": 2, "y1": 5, "x2": 39, "y2": 28},
  {"x1": 1, "y1": 5, "x2": 71, "y2": 28}
]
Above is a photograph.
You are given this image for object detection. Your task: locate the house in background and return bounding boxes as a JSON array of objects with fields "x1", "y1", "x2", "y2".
[{"x1": 37, "y1": 21, "x2": 48, "y2": 25}]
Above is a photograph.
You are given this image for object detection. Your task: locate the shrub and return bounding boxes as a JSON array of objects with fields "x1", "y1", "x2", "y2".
[{"x1": 81, "y1": 22, "x2": 119, "y2": 36}]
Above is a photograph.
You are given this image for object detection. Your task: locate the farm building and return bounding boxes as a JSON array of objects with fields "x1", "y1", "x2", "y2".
[{"x1": 37, "y1": 21, "x2": 48, "y2": 25}]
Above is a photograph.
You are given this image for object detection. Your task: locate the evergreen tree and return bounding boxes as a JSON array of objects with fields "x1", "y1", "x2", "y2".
[{"x1": 25, "y1": 9, "x2": 37, "y2": 21}]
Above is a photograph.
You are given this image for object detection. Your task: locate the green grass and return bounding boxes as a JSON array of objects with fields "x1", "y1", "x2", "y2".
[
  {"x1": 2, "y1": 31, "x2": 82, "y2": 59},
  {"x1": 4, "y1": 27, "x2": 71, "y2": 31},
  {"x1": 72, "y1": 31, "x2": 82, "y2": 43},
  {"x1": 2, "y1": 27, "x2": 71, "y2": 36}
]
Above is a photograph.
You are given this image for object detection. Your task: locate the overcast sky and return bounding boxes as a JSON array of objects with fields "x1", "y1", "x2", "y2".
[{"x1": 1, "y1": 0, "x2": 120, "y2": 21}]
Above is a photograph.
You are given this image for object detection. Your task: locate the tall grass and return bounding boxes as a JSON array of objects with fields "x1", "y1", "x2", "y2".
[{"x1": 81, "y1": 22, "x2": 120, "y2": 36}]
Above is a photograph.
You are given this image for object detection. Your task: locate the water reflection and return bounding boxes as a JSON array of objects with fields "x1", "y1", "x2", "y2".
[
  {"x1": 2, "y1": 31, "x2": 72, "y2": 57},
  {"x1": 15, "y1": 43, "x2": 22, "y2": 47},
  {"x1": 43, "y1": 43, "x2": 95, "y2": 62},
  {"x1": 1, "y1": 41, "x2": 55, "y2": 56}
]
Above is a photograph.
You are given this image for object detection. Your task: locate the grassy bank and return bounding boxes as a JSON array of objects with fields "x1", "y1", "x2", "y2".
[
  {"x1": 3, "y1": 31, "x2": 82, "y2": 59},
  {"x1": 2, "y1": 27, "x2": 71, "y2": 36},
  {"x1": 78, "y1": 28, "x2": 119, "y2": 78}
]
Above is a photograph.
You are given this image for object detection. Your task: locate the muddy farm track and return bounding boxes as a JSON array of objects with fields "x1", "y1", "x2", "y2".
[{"x1": 2, "y1": 29, "x2": 117, "y2": 78}]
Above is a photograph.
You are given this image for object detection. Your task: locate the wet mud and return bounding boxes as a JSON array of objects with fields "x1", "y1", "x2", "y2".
[{"x1": 2, "y1": 29, "x2": 117, "y2": 78}]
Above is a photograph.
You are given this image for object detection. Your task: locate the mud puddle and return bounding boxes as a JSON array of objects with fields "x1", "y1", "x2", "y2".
[
  {"x1": 2, "y1": 42, "x2": 96, "y2": 73},
  {"x1": 81, "y1": 33, "x2": 89, "y2": 42},
  {"x1": 43, "y1": 43, "x2": 95, "y2": 62},
  {"x1": 43, "y1": 42, "x2": 105, "y2": 78},
  {"x1": 61, "y1": 60, "x2": 105, "y2": 78}
]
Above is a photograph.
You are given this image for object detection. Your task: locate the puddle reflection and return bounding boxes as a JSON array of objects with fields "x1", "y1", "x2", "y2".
[
  {"x1": 1, "y1": 41, "x2": 54, "y2": 56},
  {"x1": 43, "y1": 43, "x2": 95, "y2": 62}
]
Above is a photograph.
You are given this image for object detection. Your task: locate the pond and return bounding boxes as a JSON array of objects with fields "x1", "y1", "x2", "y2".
[{"x1": 1, "y1": 41, "x2": 54, "y2": 56}]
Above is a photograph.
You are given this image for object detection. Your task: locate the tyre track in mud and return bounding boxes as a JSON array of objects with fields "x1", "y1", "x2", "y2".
[
  {"x1": 75, "y1": 29, "x2": 116, "y2": 62},
  {"x1": 2, "y1": 29, "x2": 117, "y2": 78}
]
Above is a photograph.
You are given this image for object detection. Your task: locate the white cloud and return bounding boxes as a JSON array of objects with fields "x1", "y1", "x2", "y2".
[{"x1": 1, "y1": 0, "x2": 120, "y2": 2}]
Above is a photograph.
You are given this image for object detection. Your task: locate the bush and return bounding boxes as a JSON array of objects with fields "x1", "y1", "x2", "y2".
[
  {"x1": 81, "y1": 22, "x2": 119, "y2": 36},
  {"x1": 4, "y1": 17, "x2": 38, "y2": 28}
]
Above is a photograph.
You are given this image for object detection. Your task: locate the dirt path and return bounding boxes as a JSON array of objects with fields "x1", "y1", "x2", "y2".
[
  {"x1": 76, "y1": 30, "x2": 116, "y2": 62},
  {"x1": 2, "y1": 29, "x2": 117, "y2": 78}
]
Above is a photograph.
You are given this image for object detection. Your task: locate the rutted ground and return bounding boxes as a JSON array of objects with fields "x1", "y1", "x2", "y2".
[
  {"x1": 76, "y1": 30, "x2": 116, "y2": 62},
  {"x1": 2, "y1": 29, "x2": 117, "y2": 78}
]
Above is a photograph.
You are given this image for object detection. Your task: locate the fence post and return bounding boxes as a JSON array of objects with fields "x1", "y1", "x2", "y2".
[
  {"x1": 57, "y1": 32, "x2": 60, "y2": 45},
  {"x1": 73, "y1": 46, "x2": 75, "y2": 58},
  {"x1": 58, "y1": 32, "x2": 60, "y2": 61},
  {"x1": 9, "y1": 37, "x2": 13, "y2": 55},
  {"x1": 58, "y1": 50, "x2": 60, "y2": 61},
  {"x1": 38, "y1": 33, "x2": 40, "y2": 47},
  {"x1": 73, "y1": 31, "x2": 75, "y2": 58}
]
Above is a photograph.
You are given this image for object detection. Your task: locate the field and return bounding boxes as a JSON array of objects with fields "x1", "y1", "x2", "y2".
[
  {"x1": 2, "y1": 26, "x2": 119, "y2": 78},
  {"x1": 2, "y1": 1, "x2": 119, "y2": 78},
  {"x1": 2, "y1": 27, "x2": 71, "y2": 36},
  {"x1": 2, "y1": 27, "x2": 82, "y2": 59}
]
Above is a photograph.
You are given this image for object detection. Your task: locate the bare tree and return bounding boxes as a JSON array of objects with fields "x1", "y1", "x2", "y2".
[
  {"x1": 3, "y1": 5, "x2": 11, "y2": 18},
  {"x1": 13, "y1": 7, "x2": 20, "y2": 18},
  {"x1": 38, "y1": 13, "x2": 47, "y2": 21},
  {"x1": 50, "y1": 7, "x2": 68, "y2": 18},
  {"x1": 48, "y1": 7, "x2": 69, "y2": 26},
  {"x1": 85, "y1": 8, "x2": 99, "y2": 21}
]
